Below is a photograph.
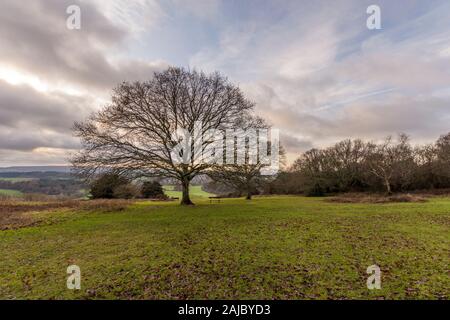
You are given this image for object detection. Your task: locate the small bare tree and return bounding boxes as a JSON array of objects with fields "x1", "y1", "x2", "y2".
[
  {"x1": 366, "y1": 134, "x2": 414, "y2": 194},
  {"x1": 71, "y1": 67, "x2": 253, "y2": 205},
  {"x1": 207, "y1": 115, "x2": 283, "y2": 200},
  {"x1": 436, "y1": 132, "x2": 450, "y2": 177}
]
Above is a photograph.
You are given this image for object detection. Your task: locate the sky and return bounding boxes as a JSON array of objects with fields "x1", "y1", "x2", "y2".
[{"x1": 0, "y1": 0, "x2": 449, "y2": 166}]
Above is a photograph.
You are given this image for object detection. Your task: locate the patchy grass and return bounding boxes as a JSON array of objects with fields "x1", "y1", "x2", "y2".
[
  {"x1": 0, "y1": 189, "x2": 23, "y2": 197},
  {"x1": 0, "y1": 199, "x2": 133, "y2": 230},
  {"x1": 163, "y1": 185, "x2": 215, "y2": 199},
  {"x1": 0, "y1": 196, "x2": 449, "y2": 300},
  {"x1": 327, "y1": 193, "x2": 429, "y2": 204}
]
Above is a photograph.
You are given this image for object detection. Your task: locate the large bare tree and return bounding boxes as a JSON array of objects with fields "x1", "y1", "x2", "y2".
[{"x1": 71, "y1": 67, "x2": 253, "y2": 205}]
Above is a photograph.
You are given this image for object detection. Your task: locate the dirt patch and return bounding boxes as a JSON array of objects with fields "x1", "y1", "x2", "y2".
[
  {"x1": 408, "y1": 188, "x2": 450, "y2": 196},
  {"x1": 0, "y1": 199, "x2": 134, "y2": 230},
  {"x1": 326, "y1": 193, "x2": 429, "y2": 204}
]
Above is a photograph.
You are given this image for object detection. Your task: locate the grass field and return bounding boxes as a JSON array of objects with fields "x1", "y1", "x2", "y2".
[
  {"x1": 0, "y1": 178, "x2": 35, "y2": 182},
  {"x1": 0, "y1": 196, "x2": 449, "y2": 299},
  {"x1": 0, "y1": 189, "x2": 23, "y2": 197},
  {"x1": 163, "y1": 185, "x2": 215, "y2": 198}
]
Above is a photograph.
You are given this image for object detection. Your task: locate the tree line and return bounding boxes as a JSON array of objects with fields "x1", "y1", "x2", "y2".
[
  {"x1": 265, "y1": 133, "x2": 450, "y2": 196},
  {"x1": 0, "y1": 176, "x2": 85, "y2": 197}
]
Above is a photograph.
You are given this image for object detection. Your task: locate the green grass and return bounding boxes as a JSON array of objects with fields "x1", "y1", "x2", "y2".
[
  {"x1": 0, "y1": 196, "x2": 449, "y2": 299},
  {"x1": 0, "y1": 178, "x2": 35, "y2": 182},
  {"x1": 163, "y1": 185, "x2": 215, "y2": 198},
  {"x1": 0, "y1": 189, "x2": 23, "y2": 197}
]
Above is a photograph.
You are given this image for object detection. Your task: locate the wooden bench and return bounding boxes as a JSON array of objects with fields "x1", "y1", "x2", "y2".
[
  {"x1": 171, "y1": 197, "x2": 179, "y2": 201},
  {"x1": 209, "y1": 196, "x2": 222, "y2": 203}
]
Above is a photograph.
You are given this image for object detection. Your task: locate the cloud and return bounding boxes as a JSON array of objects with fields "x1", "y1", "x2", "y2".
[
  {"x1": 90, "y1": 0, "x2": 165, "y2": 35},
  {"x1": 0, "y1": 0, "x2": 169, "y2": 165},
  {"x1": 0, "y1": 80, "x2": 89, "y2": 153},
  {"x1": 1, "y1": 0, "x2": 449, "y2": 165},
  {"x1": 0, "y1": 148, "x2": 74, "y2": 166},
  {"x1": 0, "y1": 80, "x2": 93, "y2": 131},
  {"x1": 331, "y1": 96, "x2": 450, "y2": 141},
  {"x1": 189, "y1": 0, "x2": 450, "y2": 161},
  {"x1": 171, "y1": 0, "x2": 220, "y2": 21},
  {"x1": 0, "y1": 0, "x2": 167, "y2": 92}
]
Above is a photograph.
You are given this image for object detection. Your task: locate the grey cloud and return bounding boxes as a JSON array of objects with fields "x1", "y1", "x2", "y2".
[
  {"x1": 0, "y1": 80, "x2": 93, "y2": 132},
  {"x1": 1, "y1": 0, "x2": 450, "y2": 165},
  {"x1": 258, "y1": 84, "x2": 450, "y2": 148},
  {"x1": 0, "y1": 148, "x2": 72, "y2": 166},
  {"x1": 203, "y1": 1, "x2": 450, "y2": 160},
  {"x1": 0, "y1": 0, "x2": 167, "y2": 91},
  {"x1": 280, "y1": 133, "x2": 313, "y2": 154},
  {"x1": 0, "y1": 0, "x2": 168, "y2": 164},
  {"x1": 0, "y1": 80, "x2": 88, "y2": 153},
  {"x1": 330, "y1": 97, "x2": 450, "y2": 141},
  {"x1": 0, "y1": 128, "x2": 80, "y2": 152}
]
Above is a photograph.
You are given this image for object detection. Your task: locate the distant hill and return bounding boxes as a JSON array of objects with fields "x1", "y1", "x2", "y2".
[{"x1": 0, "y1": 166, "x2": 71, "y2": 173}]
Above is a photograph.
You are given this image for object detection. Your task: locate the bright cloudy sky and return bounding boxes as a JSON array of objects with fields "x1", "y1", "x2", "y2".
[{"x1": 0, "y1": 0, "x2": 449, "y2": 166}]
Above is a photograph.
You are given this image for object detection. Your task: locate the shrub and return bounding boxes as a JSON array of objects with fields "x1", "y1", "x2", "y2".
[
  {"x1": 113, "y1": 183, "x2": 140, "y2": 199},
  {"x1": 90, "y1": 173, "x2": 130, "y2": 199},
  {"x1": 305, "y1": 183, "x2": 325, "y2": 197},
  {"x1": 141, "y1": 181, "x2": 165, "y2": 199}
]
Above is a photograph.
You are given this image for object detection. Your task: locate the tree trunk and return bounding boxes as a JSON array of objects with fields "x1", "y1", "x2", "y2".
[
  {"x1": 384, "y1": 177, "x2": 392, "y2": 195},
  {"x1": 181, "y1": 178, "x2": 194, "y2": 205}
]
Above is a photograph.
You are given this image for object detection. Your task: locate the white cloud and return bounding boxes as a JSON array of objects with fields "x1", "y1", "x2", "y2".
[{"x1": 89, "y1": 0, "x2": 165, "y2": 36}]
